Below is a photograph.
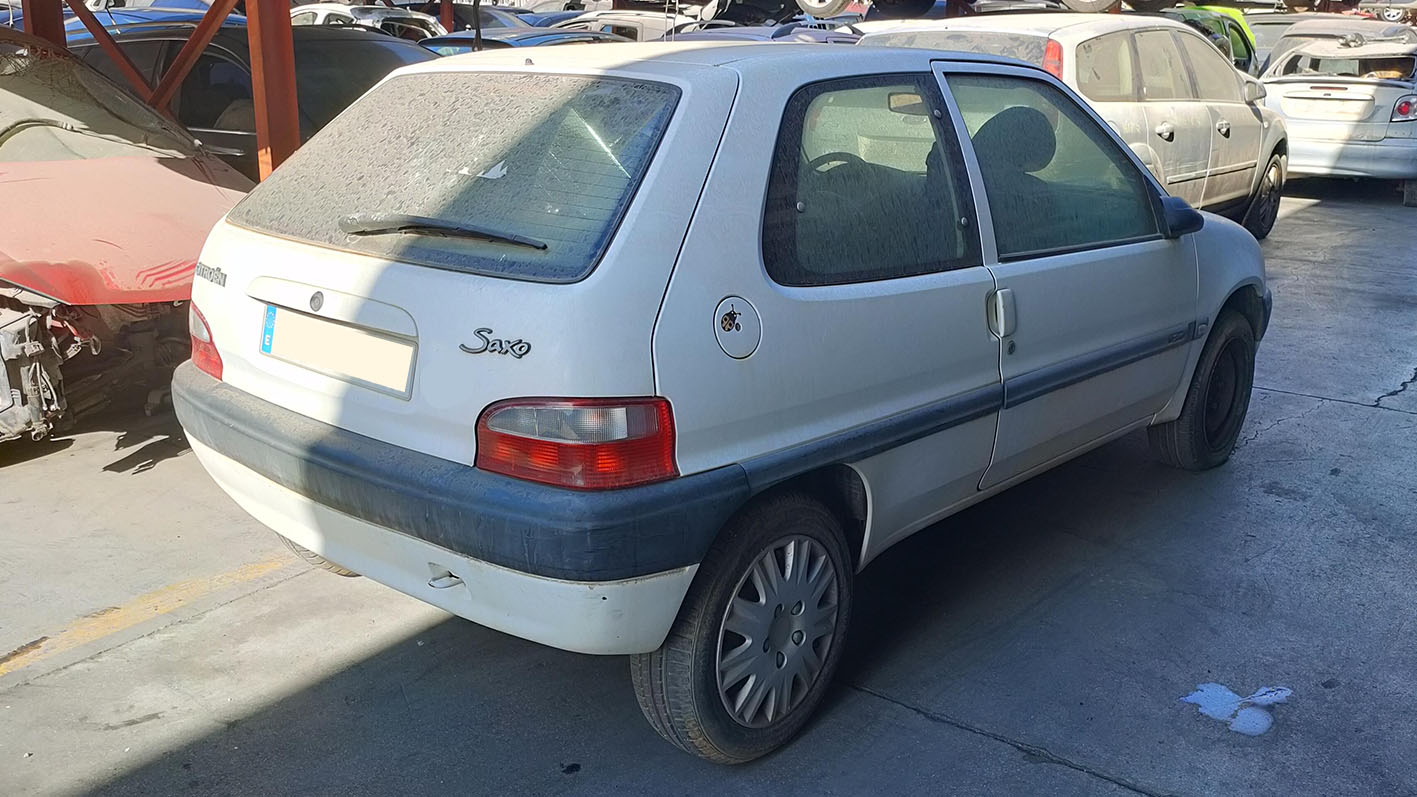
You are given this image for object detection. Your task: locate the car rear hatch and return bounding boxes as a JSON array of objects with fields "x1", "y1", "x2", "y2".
[
  {"x1": 1264, "y1": 40, "x2": 1417, "y2": 141},
  {"x1": 190, "y1": 60, "x2": 736, "y2": 470}
]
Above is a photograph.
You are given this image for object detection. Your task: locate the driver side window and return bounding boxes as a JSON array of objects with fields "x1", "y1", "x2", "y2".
[{"x1": 762, "y1": 75, "x2": 980, "y2": 287}]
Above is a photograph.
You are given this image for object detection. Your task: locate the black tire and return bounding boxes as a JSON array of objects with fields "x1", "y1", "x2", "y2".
[
  {"x1": 278, "y1": 534, "x2": 360, "y2": 577},
  {"x1": 793, "y1": 0, "x2": 853, "y2": 15},
  {"x1": 869, "y1": 0, "x2": 935, "y2": 18},
  {"x1": 1404, "y1": 179, "x2": 1417, "y2": 208},
  {"x1": 1122, "y1": 0, "x2": 1170, "y2": 10},
  {"x1": 630, "y1": 491, "x2": 854, "y2": 764},
  {"x1": 1149, "y1": 311, "x2": 1256, "y2": 471},
  {"x1": 1243, "y1": 152, "x2": 1284, "y2": 240}
]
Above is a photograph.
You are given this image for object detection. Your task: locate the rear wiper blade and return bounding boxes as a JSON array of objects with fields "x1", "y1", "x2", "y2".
[{"x1": 338, "y1": 213, "x2": 548, "y2": 250}]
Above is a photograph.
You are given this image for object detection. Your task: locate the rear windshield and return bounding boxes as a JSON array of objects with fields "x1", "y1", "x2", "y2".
[
  {"x1": 1275, "y1": 53, "x2": 1416, "y2": 79},
  {"x1": 863, "y1": 30, "x2": 1045, "y2": 66},
  {"x1": 228, "y1": 71, "x2": 680, "y2": 282}
]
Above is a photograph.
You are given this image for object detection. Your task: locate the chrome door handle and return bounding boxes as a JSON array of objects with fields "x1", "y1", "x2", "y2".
[
  {"x1": 1154, "y1": 122, "x2": 1176, "y2": 141},
  {"x1": 987, "y1": 288, "x2": 1016, "y2": 338},
  {"x1": 1216, "y1": 119, "x2": 1231, "y2": 136}
]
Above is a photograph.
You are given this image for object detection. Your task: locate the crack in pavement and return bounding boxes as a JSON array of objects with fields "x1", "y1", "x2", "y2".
[
  {"x1": 1254, "y1": 386, "x2": 1417, "y2": 416},
  {"x1": 1375, "y1": 367, "x2": 1417, "y2": 408},
  {"x1": 847, "y1": 683, "x2": 1169, "y2": 797},
  {"x1": 1236, "y1": 399, "x2": 1326, "y2": 449}
]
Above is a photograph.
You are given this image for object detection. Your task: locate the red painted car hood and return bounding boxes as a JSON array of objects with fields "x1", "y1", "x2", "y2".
[{"x1": 0, "y1": 155, "x2": 249, "y2": 306}]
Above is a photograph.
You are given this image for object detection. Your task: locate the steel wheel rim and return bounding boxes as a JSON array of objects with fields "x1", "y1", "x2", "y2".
[
  {"x1": 1203, "y1": 339, "x2": 1243, "y2": 450},
  {"x1": 716, "y1": 535, "x2": 839, "y2": 729}
]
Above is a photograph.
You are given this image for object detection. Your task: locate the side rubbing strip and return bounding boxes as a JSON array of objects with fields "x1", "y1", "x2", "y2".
[
  {"x1": 1004, "y1": 324, "x2": 1192, "y2": 409},
  {"x1": 741, "y1": 384, "x2": 1003, "y2": 493}
]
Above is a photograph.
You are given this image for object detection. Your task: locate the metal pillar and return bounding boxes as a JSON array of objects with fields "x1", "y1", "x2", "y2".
[
  {"x1": 150, "y1": 0, "x2": 241, "y2": 110},
  {"x1": 245, "y1": 0, "x2": 301, "y2": 180},
  {"x1": 441, "y1": 0, "x2": 455, "y2": 31},
  {"x1": 20, "y1": 0, "x2": 65, "y2": 46},
  {"x1": 64, "y1": 0, "x2": 152, "y2": 100}
]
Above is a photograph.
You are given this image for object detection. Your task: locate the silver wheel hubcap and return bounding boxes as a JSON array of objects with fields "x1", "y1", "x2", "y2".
[{"x1": 716, "y1": 535, "x2": 839, "y2": 729}]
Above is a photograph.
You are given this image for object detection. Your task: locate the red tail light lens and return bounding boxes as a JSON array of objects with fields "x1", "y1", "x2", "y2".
[
  {"x1": 476, "y1": 398, "x2": 677, "y2": 490},
  {"x1": 1042, "y1": 39, "x2": 1064, "y2": 79},
  {"x1": 1394, "y1": 96, "x2": 1417, "y2": 121},
  {"x1": 189, "y1": 303, "x2": 223, "y2": 380}
]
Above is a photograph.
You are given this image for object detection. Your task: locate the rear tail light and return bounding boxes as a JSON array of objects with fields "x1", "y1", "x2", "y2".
[
  {"x1": 1042, "y1": 38, "x2": 1064, "y2": 79},
  {"x1": 1393, "y1": 95, "x2": 1417, "y2": 121},
  {"x1": 189, "y1": 303, "x2": 223, "y2": 380},
  {"x1": 475, "y1": 398, "x2": 677, "y2": 490}
]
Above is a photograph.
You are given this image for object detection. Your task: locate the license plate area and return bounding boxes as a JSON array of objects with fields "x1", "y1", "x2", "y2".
[{"x1": 260, "y1": 304, "x2": 415, "y2": 398}]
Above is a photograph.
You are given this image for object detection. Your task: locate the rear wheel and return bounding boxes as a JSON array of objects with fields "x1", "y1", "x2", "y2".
[
  {"x1": 1148, "y1": 311, "x2": 1256, "y2": 471},
  {"x1": 278, "y1": 535, "x2": 360, "y2": 577},
  {"x1": 1243, "y1": 153, "x2": 1284, "y2": 240},
  {"x1": 630, "y1": 492, "x2": 853, "y2": 764}
]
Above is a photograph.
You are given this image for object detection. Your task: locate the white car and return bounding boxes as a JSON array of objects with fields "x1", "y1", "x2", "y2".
[
  {"x1": 290, "y1": 3, "x2": 447, "y2": 39},
  {"x1": 552, "y1": 9, "x2": 700, "y2": 41},
  {"x1": 1263, "y1": 34, "x2": 1417, "y2": 205},
  {"x1": 860, "y1": 14, "x2": 1290, "y2": 238},
  {"x1": 175, "y1": 42, "x2": 1270, "y2": 763}
]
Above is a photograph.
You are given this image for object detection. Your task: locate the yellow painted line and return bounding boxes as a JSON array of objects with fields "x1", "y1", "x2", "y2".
[{"x1": 0, "y1": 557, "x2": 289, "y2": 678}]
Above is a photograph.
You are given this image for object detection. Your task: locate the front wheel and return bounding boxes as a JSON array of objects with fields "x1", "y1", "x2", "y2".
[
  {"x1": 1148, "y1": 311, "x2": 1256, "y2": 471},
  {"x1": 631, "y1": 492, "x2": 853, "y2": 764},
  {"x1": 1243, "y1": 152, "x2": 1284, "y2": 240}
]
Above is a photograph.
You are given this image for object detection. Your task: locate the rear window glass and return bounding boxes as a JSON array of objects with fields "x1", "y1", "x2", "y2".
[
  {"x1": 863, "y1": 30, "x2": 1045, "y2": 65},
  {"x1": 227, "y1": 72, "x2": 679, "y2": 282},
  {"x1": 1277, "y1": 54, "x2": 1415, "y2": 79}
]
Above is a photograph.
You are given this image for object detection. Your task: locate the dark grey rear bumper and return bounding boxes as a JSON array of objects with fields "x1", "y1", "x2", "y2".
[{"x1": 172, "y1": 363, "x2": 750, "y2": 582}]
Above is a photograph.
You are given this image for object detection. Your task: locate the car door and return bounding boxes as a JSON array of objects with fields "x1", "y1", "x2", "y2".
[
  {"x1": 653, "y1": 73, "x2": 1001, "y2": 566},
  {"x1": 938, "y1": 65, "x2": 1198, "y2": 489},
  {"x1": 1175, "y1": 29, "x2": 1262, "y2": 208},
  {"x1": 1073, "y1": 32, "x2": 1155, "y2": 178},
  {"x1": 1134, "y1": 28, "x2": 1211, "y2": 206}
]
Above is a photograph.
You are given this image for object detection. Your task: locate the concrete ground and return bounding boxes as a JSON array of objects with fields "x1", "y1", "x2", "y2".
[{"x1": 3, "y1": 179, "x2": 1415, "y2": 796}]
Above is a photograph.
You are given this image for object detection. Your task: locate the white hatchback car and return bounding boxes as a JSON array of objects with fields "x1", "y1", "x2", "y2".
[
  {"x1": 175, "y1": 42, "x2": 1271, "y2": 763},
  {"x1": 860, "y1": 14, "x2": 1290, "y2": 238}
]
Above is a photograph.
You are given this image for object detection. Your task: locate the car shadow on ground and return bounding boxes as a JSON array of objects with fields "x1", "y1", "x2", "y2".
[
  {"x1": 87, "y1": 428, "x2": 1176, "y2": 794},
  {"x1": 0, "y1": 402, "x2": 188, "y2": 474}
]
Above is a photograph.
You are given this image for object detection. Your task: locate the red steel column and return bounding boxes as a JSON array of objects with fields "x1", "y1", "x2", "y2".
[
  {"x1": 441, "y1": 0, "x2": 454, "y2": 31},
  {"x1": 21, "y1": 0, "x2": 65, "y2": 46},
  {"x1": 245, "y1": 0, "x2": 301, "y2": 180}
]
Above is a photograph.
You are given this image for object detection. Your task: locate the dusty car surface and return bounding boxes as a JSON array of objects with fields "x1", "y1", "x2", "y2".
[
  {"x1": 860, "y1": 14, "x2": 1290, "y2": 237},
  {"x1": 0, "y1": 28, "x2": 249, "y2": 443},
  {"x1": 421, "y1": 27, "x2": 629, "y2": 53},
  {"x1": 174, "y1": 41, "x2": 1269, "y2": 763},
  {"x1": 1262, "y1": 35, "x2": 1417, "y2": 204},
  {"x1": 1264, "y1": 17, "x2": 1417, "y2": 72},
  {"x1": 552, "y1": 9, "x2": 699, "y2": 40}
]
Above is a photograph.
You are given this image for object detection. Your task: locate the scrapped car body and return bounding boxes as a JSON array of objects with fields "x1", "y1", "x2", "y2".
[
  {"x1": 860, "y1": 14, "x2": 1290, "y2": 237},
  {"x1": 1264, "y1": 17, "x2": 1417, "y2": 73},
  {"x1": 421, "y1": 27, "x2": 629, "y2": 53},
  {"x1": 553, "y1": 9, "x2": 699, "y2": 40},
  {"x1": 290, "y1": 3, "x2": 447, "y2": 39},
  {"x1": 1262, "y1": 35, "x2": 1417, "y2": 204},
  {"x1": 0, "y1": 29, "x2": 249, "y2": 442},
  {"x1": 175, "y1": 42, "x2": 1269, "y2": 762},
  {"x1": 663, "y1": 21, "x2": 861, "y2": 42}
]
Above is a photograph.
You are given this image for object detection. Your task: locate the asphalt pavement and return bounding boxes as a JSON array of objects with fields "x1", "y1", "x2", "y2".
[{"x1": 3, "y1": 179, "x2": 1415, "y2": 796}]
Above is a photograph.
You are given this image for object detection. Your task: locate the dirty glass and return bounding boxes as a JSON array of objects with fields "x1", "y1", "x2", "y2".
[
  {"x1": 863, "y1": 30, "x2": 1046, "y2": 66},
  {"x1": 762, "y1": 75, "x2": 980, "y2": 287},
  {"x1": 1077, "y1": 33, "x2": 1138, "y2": 102},
  {"x1": 1135, "y1": 30, "x2": 1196, "y2": 101},
  {"x1": 1278, "y1": 54, "x2": 1416, "y2": 79},
  {"x1": 228, "y1": 72, "x2": 679, "y2": 282},
  {"x1": 0, "y1": 40, "x2": 198, "y2": 162},
  {"x1": 946, "y1": 74, "x2": 1159, "y2": 259},
  {"x1": 1177, "y1": 32, "x2": 1244, "y2": 102}
]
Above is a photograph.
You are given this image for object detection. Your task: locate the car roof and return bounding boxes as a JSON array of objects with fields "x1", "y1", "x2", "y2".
[
  {"x1": 1279, "y1": 18, "x2": 1416, "y2": 36},
  {"x1": 1288, "y1": 38, "x2": 1417, "y2": 58},
  {"x1": 400, "y1": 39, "x2": 1043, "y2": 76},
  {"x1": 856, "y1": 12, "x2": 1191, "y2": 39},
  {"x1": 79, "y1": 21, "x2": 417, "y2": 44},
  {"x1": 428, "y1": 28, "x2": 625, "y2": 43}
]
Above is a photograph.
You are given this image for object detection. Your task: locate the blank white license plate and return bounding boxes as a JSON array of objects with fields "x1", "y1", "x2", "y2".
[{"x1": 260, "y1": 304, "x2": 415, "y2": 397}]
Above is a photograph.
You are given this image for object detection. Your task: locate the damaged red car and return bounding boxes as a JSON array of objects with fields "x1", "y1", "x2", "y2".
[{"x1": 1, "y1": 28, "x2": 249, "y2": 443}]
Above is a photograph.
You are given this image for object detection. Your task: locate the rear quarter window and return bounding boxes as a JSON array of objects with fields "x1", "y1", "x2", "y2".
[{"x1": 226, "y1": 71, "x2": 680, "y2": 283}]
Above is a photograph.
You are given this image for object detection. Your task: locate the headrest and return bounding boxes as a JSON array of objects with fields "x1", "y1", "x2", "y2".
[{"x1": 972, "y1": 105, "x2": 1056, "y2": 174}]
